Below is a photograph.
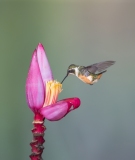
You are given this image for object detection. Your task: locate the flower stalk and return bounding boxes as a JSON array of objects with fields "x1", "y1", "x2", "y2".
[{"x1": 30, "y1": 113, "x2": 45, "y2": 160}]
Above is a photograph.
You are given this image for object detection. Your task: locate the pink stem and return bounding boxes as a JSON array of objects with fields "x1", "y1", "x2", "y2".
[{"x1": 30, "y1": 112, "x2": 46, "y2": 160}]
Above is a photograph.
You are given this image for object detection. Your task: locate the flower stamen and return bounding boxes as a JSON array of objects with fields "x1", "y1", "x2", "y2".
[{"x1": 43, "y1": 80, "x2": 62, "y2": 107}]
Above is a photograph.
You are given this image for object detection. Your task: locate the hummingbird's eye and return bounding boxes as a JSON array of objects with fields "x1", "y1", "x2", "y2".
[{"x1": 68, "y1": 69, "x2": 75, "y2": 74}]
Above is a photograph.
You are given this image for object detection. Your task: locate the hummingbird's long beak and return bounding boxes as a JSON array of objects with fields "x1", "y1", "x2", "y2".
[{"x1": 61, "y1": 73, "x2": 68, "y2": 84}]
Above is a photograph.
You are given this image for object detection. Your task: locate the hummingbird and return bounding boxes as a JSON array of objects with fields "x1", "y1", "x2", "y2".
[{"x1": 61, "y1": 61, "x2": 115, "y2": 85}]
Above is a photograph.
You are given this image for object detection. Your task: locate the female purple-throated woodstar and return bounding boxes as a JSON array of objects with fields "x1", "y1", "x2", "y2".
[{"x1": 61, "y1": 61, "x2": 115, "y2": 85}]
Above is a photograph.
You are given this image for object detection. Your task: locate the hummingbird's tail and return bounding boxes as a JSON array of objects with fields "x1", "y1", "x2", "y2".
[{"x1": 97, "y1": 70, "x2": 107, "y2": 79}]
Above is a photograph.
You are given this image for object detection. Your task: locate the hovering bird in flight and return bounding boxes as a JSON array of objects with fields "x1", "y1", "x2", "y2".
[{"x1": 61, "y1": 61, "x2": 115, "y2": 85}]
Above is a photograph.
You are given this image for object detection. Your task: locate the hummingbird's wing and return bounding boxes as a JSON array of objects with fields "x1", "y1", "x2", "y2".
[
  {"x1": 86, "y1": 61, "x2": 115, "y2": 73},
  {"x1": 80, "y1": 61, "x2": 115, "y2": 76}
]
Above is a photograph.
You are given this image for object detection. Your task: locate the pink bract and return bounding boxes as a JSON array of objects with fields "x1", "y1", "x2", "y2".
[{"x1": 26, "y1": 43, "x2": 81, "y2": 121}]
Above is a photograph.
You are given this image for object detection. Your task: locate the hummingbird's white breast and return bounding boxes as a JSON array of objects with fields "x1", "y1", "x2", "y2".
[{"x1": 74, "y1": 67, "x2": 79, "y2": 77}]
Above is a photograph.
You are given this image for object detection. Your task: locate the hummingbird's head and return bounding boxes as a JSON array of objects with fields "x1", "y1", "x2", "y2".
[
  {"x1": 61, "y1": 64, "x2": 78, "y2": 84},
  {"x1": 67, "y1": 64, "x2": 77, "y2": 75}
]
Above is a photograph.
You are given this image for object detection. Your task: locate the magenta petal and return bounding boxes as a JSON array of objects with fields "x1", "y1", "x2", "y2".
[
  {"x1": 40, "y1": 98, "x2": 81, "y2": 121},
  {"x1": 37, "y1": 43, "x2": 53, "y2": 82},
  {"x1": 26, "y1": 50, "x2": 45, "y2": 112},
  {"x1": 62, "y1": 97, "x2": 81, "y2": 112},
  {"x1": 40, "y1": 101, "x2": 69, "y2": 121}
]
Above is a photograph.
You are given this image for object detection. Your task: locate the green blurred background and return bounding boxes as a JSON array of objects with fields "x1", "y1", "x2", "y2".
[{"x1": 0, "y1": 1, "x2": 135, "y2": 160}]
